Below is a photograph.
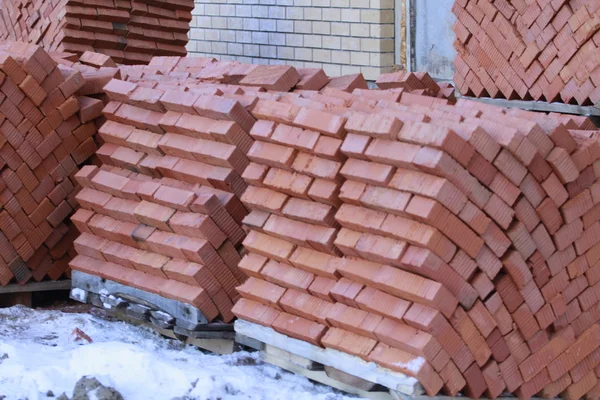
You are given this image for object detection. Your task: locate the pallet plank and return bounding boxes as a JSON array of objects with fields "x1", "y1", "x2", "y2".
[
  {"x1": 261, "y1": 351, "x2": 397, "y2": 400},
  {"x1": 0, "y1": 280, "x2": 71, "y2": 294},
  {"x1": 71, "y1": 270, "x2": 209, "y2": 325},
  {"x1": 462, "y1": 96, "x2": 600, "y2": 117},
  {"x1": 324, "y1": 366, "x2": 379, "y2": 391},
  {"x1": 71, "y1": 286, "x2": 236, "y2": 355},
  {"x1": 235, "y1": 333, "x2": 265, "y2": 351},
  {"x1": 264, "y1": 344, "x2": 323, "y2": 371},
  {"x1": 234, "y1": 320, "x2": 423, "y2": 396}
]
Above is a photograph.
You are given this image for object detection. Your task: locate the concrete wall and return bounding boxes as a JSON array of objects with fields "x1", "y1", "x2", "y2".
[
  {"x1": 412, "y1": 0, "x2": 456, "y2": 80},
  {"x1": 187, "y1": 0, "x2": 396, "y2": 80}
]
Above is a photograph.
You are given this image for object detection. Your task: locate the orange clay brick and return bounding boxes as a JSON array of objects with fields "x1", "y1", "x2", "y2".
[
  {"x1": 562, "y1": 189, "x2": 594, "y2": 224},
  {"x1": 373, "y1": 264, "x2": 458, "y2": 318},
  {"x1": 279, "y1": 288, "x2": 333, "y2": 325},
  {"x1": 329, "y1": 277, "x2": 365, "y2": 308},
  {"x1": 345, "y1": 112, "x2": 402, "y2": 139},
  {"x1": 548, "y1": 325, "x2": 600, "y2": 381},
  {"x1": 542, "y1": 173, "x2": 569, "y2": 207},
  {"x1": 247, "y1": 141, "x2": 297, "y2": 170},
  {"x1": 236, "y1": 277, "x2": 286, "y2": 310},
  {"x1": 291, "y1": 153, "x2": 342, "y2": 182},
  {"x1": 451, "y1": 307, "x2": 491, "y2": 367},
  {"x1": 271, "y1": 312, "x2": 327, "y2": 346},
  {"x1": 355, "y1": 286, "x2": 411, "y2": 322},
  {"x1": 439, "y1": 360, "x2": 466, "y2": 396},
  {"x1": 237, "y1": 253, "x2": 269, "y2": 278},
  {"x1": 292, "y1": 107, "x2": 346, "y2": 138},
  {"x1": 321, "y1": 327, "x2": 377, "y2": 360},
  {"x1": 374, "y1": 317, "x2": 446, "y2": 370},
  {"x1": 308, "y1": 276, "x2": 337, "y2": 302},
  {"x1": 243, "y1": 230, "x2": 296, "y2": 263},
  {"x1": 232, "y1": 298, "x2": 281, "y2": 327},
  {"x1": 241, "y1": 185, "x2": 288, "y2": 215},
  {"x1": 364, "y1": 138, "x2": 421, "y2": 168},
  {"x1": 288, "y1": 247, "x2": 338, "y2": 279},
  {"x1": 339, "y1": 158, "x2": 394, "y2": 186},
  {"x1": 133, "y1": 201, "x2": 175, "y2": 232},
  {"x1": 481, "y1": 361, "x2": 506, "y2": 399},
  {"x1": 389, "y1": 168, "x2": 467, "y2": 215},
  {"x1": 369, "y1": 343, "x2": 444, "y2": 396},
  {"x1": 261, "y1": 260, "x2": 315, "y2": 292},
  {"x1": 564, "y1": 371, "x2": 597, "y2": 400},
  {"x1": 519, "y1": 326, "x2": 575, "y2": 382},
  {"x1": 547, "y1": 147, "x2": 579, "y2": 184},
  {"x1": 537, "y1": 197, "x2": 564, "y2": 235}
]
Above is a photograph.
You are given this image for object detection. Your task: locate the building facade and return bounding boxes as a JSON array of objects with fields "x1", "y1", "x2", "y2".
[{"x1": 187, "y1": 0, "x2": 397, "y2": 80}]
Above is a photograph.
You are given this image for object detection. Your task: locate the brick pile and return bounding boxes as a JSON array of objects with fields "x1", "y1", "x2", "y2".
[
  {"x1": 51, "y1": 51, "x2": 123, "y2": 146},
  {"x1": 67, "y1": 73, "x2": 256, "y2": 322},
  {"x1": 65, "y1": 61, "x2": 450, "y2": 323},
  {"x1": 57, "y1": 55, "x2": 600, "y2": 398},
  {"x1": 0, "y1": 0, "x2": 194, "y2": 64},
  {"x1": 227, "y1": 70, "x2": 600, "y2": 398},
  {"x1": 452, "y1": 0, "x2": 600, "y2": 105},
  {"x1": 0, "y1": 42, "x2": 101, "y2": 285},
  {"x1": 116, "y1": 57, "x2": 455, "y2": 102}
]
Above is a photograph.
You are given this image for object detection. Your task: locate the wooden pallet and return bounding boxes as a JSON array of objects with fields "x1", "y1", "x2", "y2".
[
  {"x1": 235, "y1": 320, "x2": 555, "y2": 400},
  {"x1": 235, "y1": 319, "x2": 423, "y2": 399},
  {"x1": 462, "y1": 96, "x2": 600, "y2": 118},
  {"x1": 71, "y1": 270, "x2": 236, "y2": 354},
  {"x1": 0, "y1": 280, "x2": 72, "y2": 307}
]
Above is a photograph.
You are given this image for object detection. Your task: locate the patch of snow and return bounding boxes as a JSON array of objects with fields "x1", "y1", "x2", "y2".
[
  {"x1": 70, "y1": 288, "x2": 87, "y2": 303},
  {"x1": 88, "y1": 388, "x2": 100, "y2": 400},
  {"x1": 0, "y1": 306, "x2": 355, "y2": 400},
  {"x1": 153, "y1": 311, "x2": 171, "y2": 319},
  {"x1": 393, "y1": 357, "x2": 425, "y2": 374}
]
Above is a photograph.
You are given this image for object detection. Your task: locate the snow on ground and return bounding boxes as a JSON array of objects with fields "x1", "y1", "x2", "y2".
[{"x1": 0, "y1": 305, "x2": 355, "y2": 400}]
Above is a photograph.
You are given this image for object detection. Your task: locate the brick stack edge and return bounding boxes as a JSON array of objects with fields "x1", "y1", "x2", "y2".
[
  {"x1": 0, "y1": 42, "x2": 113, "y2": 286},
  {"x1": 0, "y1": 0, "x2": 194, "y2": 64},
  {"x1": 452, "y1": 0, "x2": 600, "y2": 106}
]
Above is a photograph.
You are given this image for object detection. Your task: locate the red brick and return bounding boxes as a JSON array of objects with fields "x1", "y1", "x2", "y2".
[
  {"x1": 368, "y1": 343, "x2": 444, "y2": 396},
  {"x1": 272, "y1": 312, "x2": 326, "y2": 346},
  {"x1": 547, "y1": 324, "x2": 600, "y2": 380}
]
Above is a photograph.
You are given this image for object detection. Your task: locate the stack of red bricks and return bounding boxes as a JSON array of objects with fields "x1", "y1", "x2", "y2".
[
  {"x1": 51, "y1": 51, "x2": 123, "y2": 146},
  {"x1": 56, "y1": 56, "x2": 600, "y2": 398},
  {"x1": 116, "y1": 57, "x2": 456, "y2": 103},
  {"x1": 0, "y1": 42, "x2": 101, "y2": 285},
  {"x1": 453, "y1": 0, "x2": 600, "y2": 105},
  {"x1": 228, "y1": 69, "x2": 600, "y2": 399},
  {"x1": 67, "y1": 68, "x2": 259, "y2": 322},
  {"x1": 0, "y1": 0, "x2": 194, "y2": 64},
  {"x1": 65, "y1": 59, "x2": 453, "y2": 324}
]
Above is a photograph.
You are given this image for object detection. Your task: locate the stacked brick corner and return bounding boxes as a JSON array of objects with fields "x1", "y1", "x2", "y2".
[
  {"x1": 0, "y1": 0, "x2": 195, "y2": 64},
  {"x1": 0, "y1": 42, "x2": 104, "y2": 285},
  {"x1": 226, "y1": 65, "x2": 600, "y2": 399},
  {"x1": 452, "y1": 1, "x2": 600, "y2": 105}
]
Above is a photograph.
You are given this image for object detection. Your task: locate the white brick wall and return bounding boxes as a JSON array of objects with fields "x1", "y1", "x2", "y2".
[{"x1": 187, "y1": 0, "x2": 396, "y2": 80}]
